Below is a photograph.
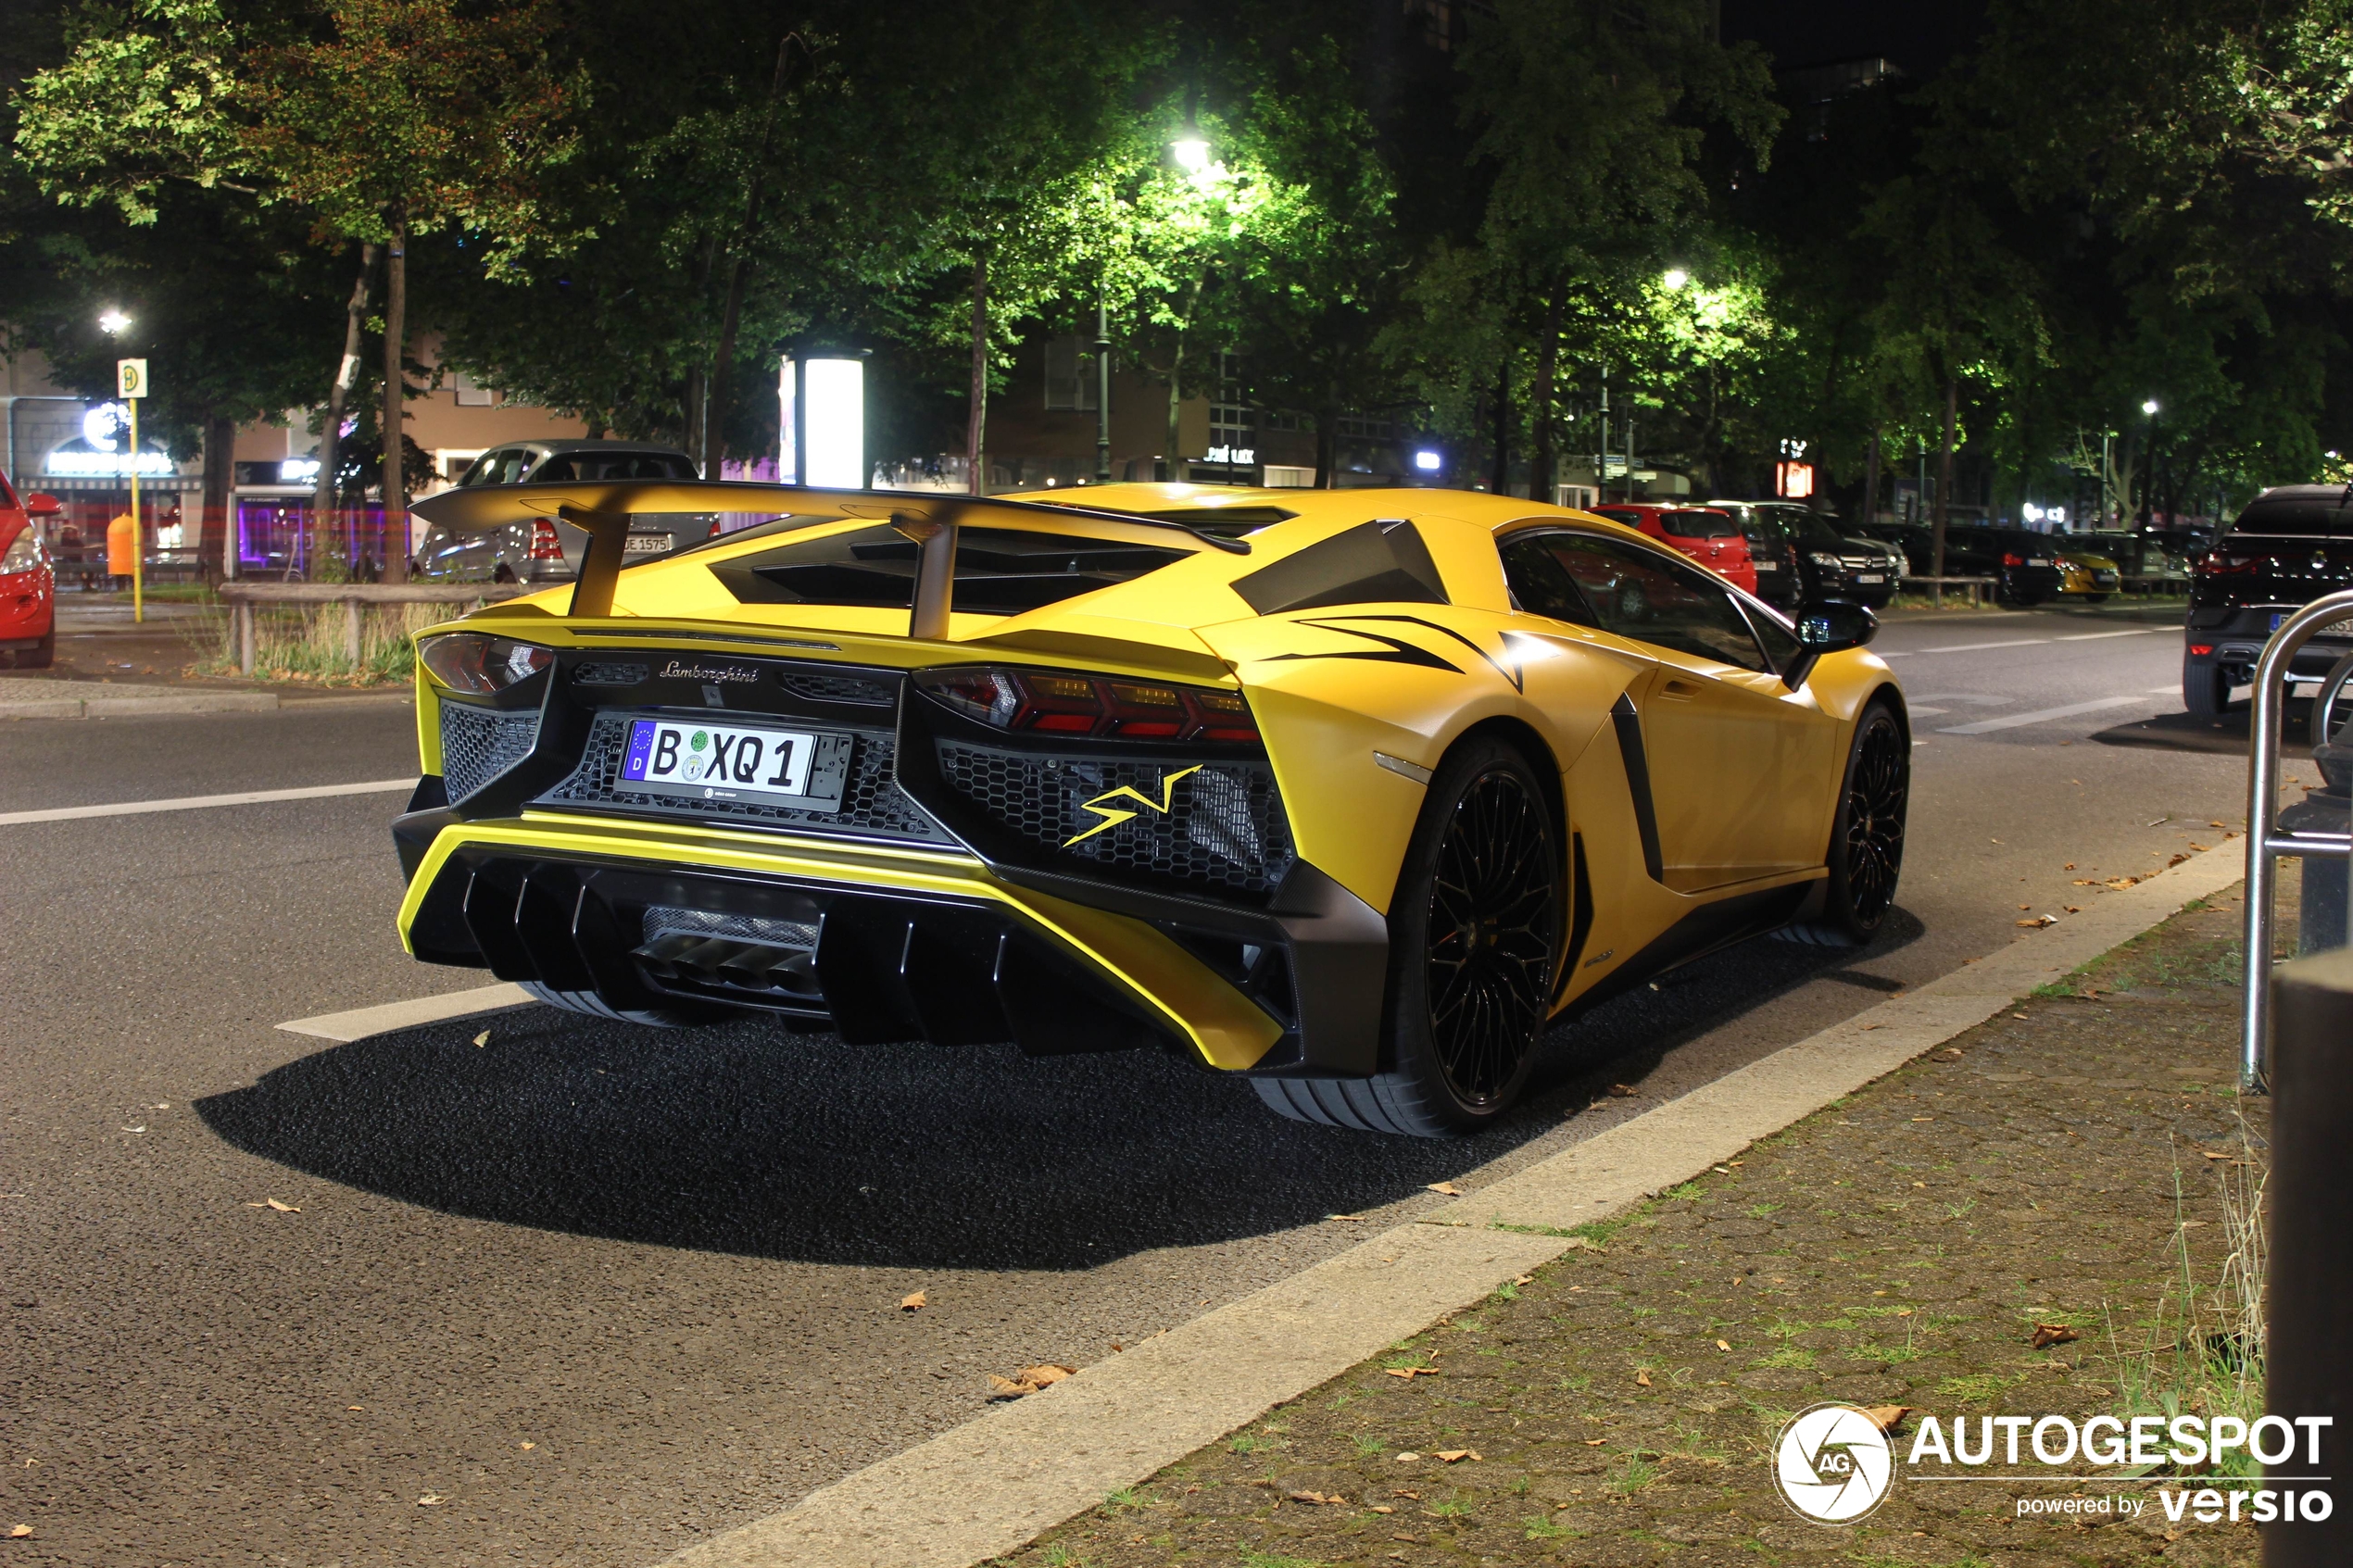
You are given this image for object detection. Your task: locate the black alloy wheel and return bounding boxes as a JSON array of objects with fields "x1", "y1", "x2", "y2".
[
  {"x1": 1251, "y1": 735, "x2": 1563, "y2": 1137},
  {"x1": 1422, "y1": 766, "x2": 1559, "y2": 1107},
  {"x1": 1837, "y1": 707, "x2": 1908, "y2": 931}
]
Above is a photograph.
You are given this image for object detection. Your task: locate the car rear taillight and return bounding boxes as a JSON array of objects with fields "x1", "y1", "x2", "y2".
[
  {"x1": 915, "y1": 667, "x2": 1260, "y2": 744},
  {"x1": 527, "y1": 519, "x2": 565, "y2": 560},
  {"x1": 2189, "y1": 644, "x2": 2216, "y2": 656},
  {"x1": 2196, "y1": 551, "x2": 2259, "y2": 574},
  {"x1": 2002, "y1": 552, "x2": 2025, "y2": 568}
]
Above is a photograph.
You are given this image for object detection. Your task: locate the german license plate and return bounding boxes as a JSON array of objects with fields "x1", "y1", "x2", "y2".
[
  {"x1": 1856, "y1": 572, "x2": 1884, "y2": 583},
  {"x1": 2271, "y1": 612, "x2": 2290, "y2": 632},
  {"x1": 623, "y1": 533, "x2": 669, "y2": 555},
  {"x1": 1755, "y1": 560, "x2": 1778, "y2": 571},
  {"x1": 619, "y1": 717, "x2": 851, "y2": 809}
]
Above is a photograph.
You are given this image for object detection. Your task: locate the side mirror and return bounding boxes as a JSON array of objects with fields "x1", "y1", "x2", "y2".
[
  {"x1": 23, "y1": 492, "x2": 62, "y2": 519},
  {"x1": 1797, "y1": 600, "x2": 1878, "y2": 655},
  {"x1": 1784, "y1": 600, "x2": 1878, "y2": 686}
]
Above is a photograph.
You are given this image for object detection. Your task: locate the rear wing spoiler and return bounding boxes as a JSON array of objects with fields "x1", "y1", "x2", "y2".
[{"x1": 407, "y1": 482, "x2": 1248, "y2": 631}]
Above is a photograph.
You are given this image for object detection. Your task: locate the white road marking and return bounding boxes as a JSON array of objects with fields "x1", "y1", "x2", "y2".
[
  {"x1": 0, "y1": 778, "x2": 411, "y2": 827},
  {"x1": 2057, "y1": 628, "x2": 2161, "y2": 640},
  {"x1": 279, "y1": 983, "x2": 537, "y2": 1042},
  {"x1": 1907, "y1": 707, "x2": 1948, "y2": 716},
  {"x1": 1936, "y1": 695, "x2": 2157, "y2": 735},
  {"x1": 1881, "y1": 637, "x2": 2053, "y2": 659},
  {"x1": 1909, "y1": 693, "x2": 2013, "y2": 706}
]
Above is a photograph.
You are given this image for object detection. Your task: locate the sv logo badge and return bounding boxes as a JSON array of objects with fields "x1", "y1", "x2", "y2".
[{"x1": 1064, "y1": 766, "x2": 1202, "y2": 847}]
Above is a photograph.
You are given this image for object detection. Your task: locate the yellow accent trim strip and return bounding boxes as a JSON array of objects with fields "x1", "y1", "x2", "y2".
[
  {"x1": 396, "y1": 816, "x2": 1282, "y2": 1071},
  {"x1": 1063, "y1": 764, "x2": 1202, "y2": 846}
]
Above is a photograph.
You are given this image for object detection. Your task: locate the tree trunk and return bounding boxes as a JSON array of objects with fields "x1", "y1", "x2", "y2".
[
  {"x1": 199, "y1": 411, "x2": 234, "y2": 586},
  {"x1": 313, "y1": 244, "x2": 376, "y2": 577},
  {"x1": 1163, "y1": 276, "x2": 1205, "y2": 484},
  {"x1": 1315, "y1": 395, "x2": 1339, "y2": 488},
  {"x1": 1931, "y1": 376, "x2": 1957, "y2": 583},
  {"x1": 1489, "y1": 358, "x2": 1510, "y2": 495},
  {"x1": 382, "y1": 207, "x2": 409, "y2": 583},
  {"x1": 967, "y1": 250, "x2": 989, "y2": 495},
  {"x1": 709, "y1": 36, "x2": 797, "y2": 481},
  {"x1": 1528, "y1": 294, "x2": 1562, "y2": 505},
  {"x1": 1862, "y1": 424, "x2": 1882, "y2": 529}
]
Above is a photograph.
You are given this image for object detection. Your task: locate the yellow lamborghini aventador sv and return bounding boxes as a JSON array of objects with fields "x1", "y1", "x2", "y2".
[{"x1": 393, "y1": 482, "x2": 1908, "y2": 1136}]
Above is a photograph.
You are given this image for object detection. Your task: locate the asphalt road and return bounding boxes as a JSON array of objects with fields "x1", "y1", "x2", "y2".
[{"x1": 0, "y1": 605, "x2": 2276, "y2": 1566}]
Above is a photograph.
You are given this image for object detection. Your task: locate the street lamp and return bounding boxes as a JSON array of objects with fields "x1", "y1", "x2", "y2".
[
  {"x1": 1661, "y1": 268, "x2": 1690, "y2": 291},
  {"x1": 1171, "y1": 129, "x2": 1211, "y2": 173},
  {"x1": 98, "y1": 308, "x2": 132, "y2": 336},
  {"x1": 2142, "y1": 398, "x2": 2160, "y2": 416}
]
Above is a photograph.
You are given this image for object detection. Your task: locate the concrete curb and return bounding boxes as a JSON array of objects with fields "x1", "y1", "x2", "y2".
[
  {"x1": 0, "y1": 685, "x2": 278, "y2": 720},
  {"x1": 655, "y1": 843, "x2": 2248, "y2": 1568}
]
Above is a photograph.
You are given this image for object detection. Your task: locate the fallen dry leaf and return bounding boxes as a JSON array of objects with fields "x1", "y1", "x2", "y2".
[
  {"x1": 1895, "y1": 1308, "x2": 1915, "y2": 1317},
  {"x1": 2210, "y1": 821, "x2": 2227, "y2": 829},
  {"x1": 472, "y1": 1030, "x2": 491, "y2": 1047},
  {"x1": 9, "y1": 1525, "x2": 31, "y2": 1538},
  {"x1": 1434, "y1": 1449, "x2": 1479, "y2": 1463},
  {"x1": 1385, "y1": 1366, "x2": 1439, "y2": 1379},
  {"x1": 417, "y1": 1495, "x2": 444, "y2": 1507},
  {"x1": 1635, "y1": 1369, "x2": 1652, "y2": 1386},
  {"x1": 2168, "y1": 853, "x2": 2190, "y2": 867},
  {"x1": 1715, "y1": 1338, "x2": 1731, "y2": 1351},
  {"x1": 519, "y1": 1441, "x2": 535, "y2": 1450},
  {"x1": 1584, "y1": 1437, "x2": 1606, "y2": 1446},
  {"x1": 900, "y1": 1290, "x2": 926, "y2": 1312},
  {"x1": 1289, "y1": 1489, "x2": 1347, "y2": 1504},
  {"x1": 2018, "y1": 915, "x2": 2057, "y2": 928},
  {"x1": 2013, "y1": 1011, "x2": 2029, "y2": 1020},
  {"x1": 1514, "y1": 1274, "x2": 1534, "y2": 1286},
  {"x1": 2029, "y1": 1323, "x2": 2080, "y2": 1350},
  {"x1": 1369, "y1": 1503, "x2": 1395, "y2": 1513},
  {"x1": 1862, "y1": 1405, "x2": 1915, "y2": 1435},
  {"x1": 1606, "y1": 1083, "x2": 1638, "y2": 1097},
  {"x1": 263, "y1": 1198, "x2": 299, "y2": 1212},
  {"x1": 1325, "y1": 1212, "x2": 1368, "y2": 1223},
  {"x1": 1937, "y1": 1047, "x2": 1963, "y2": 1060},
  {"x1": 346, "y1": 1405, "x2": 363, "y2": 1412},
  {"x1": 1425, "y1": 1181, "x2": 1462, "y2": 1196},
  {"x1": 1395, "y1": 1451, "x2": 1421, "y2": 1462},
  {"x1": 2064, "y1": 905, "x2": 2082, "y2": 913},
  {"x1": 988, "y1": 1363, "x2": 1076, "y2": 1399},
  {"x1": 2017, "y1": 903, "x2": 2032, "y2": 910},
  {"x1": 2063, "y1": 862, "x2": 2076, "y2": 871}
]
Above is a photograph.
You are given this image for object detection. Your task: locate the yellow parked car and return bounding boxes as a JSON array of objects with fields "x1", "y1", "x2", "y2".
[
  {"x1": 2055, "y1": 549, "x2": 2123, "y2": 602},
  {"x1": 393, "y1": 482, "x2": 1909, "y2": 1135}
]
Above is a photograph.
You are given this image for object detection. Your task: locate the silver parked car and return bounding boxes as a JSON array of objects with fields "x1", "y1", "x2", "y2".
[{"x1": 413, "y1": 441, "x2": 715, "y2": 583}]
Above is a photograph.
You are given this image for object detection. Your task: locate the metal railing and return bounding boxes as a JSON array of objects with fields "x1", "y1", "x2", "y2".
[{"x1": 2241, "y1": 588, "x2": 2353, "y2": 1089}]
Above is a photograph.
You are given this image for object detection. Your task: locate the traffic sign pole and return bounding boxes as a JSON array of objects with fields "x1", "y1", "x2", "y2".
[{"x1": 118, "y1": 358, "x2": 148, "y2": 624}]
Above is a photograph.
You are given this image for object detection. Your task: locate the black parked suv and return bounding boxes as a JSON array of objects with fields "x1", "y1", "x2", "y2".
[
  {"x1": 2183, "y1": 484, "x2": 2353, "y2": 716},
  {"x1": 1705, "y1": 500, "x2": 1900, "y2": 610}
]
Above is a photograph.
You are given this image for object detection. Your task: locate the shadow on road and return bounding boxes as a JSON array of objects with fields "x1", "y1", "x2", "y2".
[
  {"x1": 195, "y1": 914, "x2": 1915, "y2": 1270},
  {"x1": 2091, "y1": 698, "x2": 2308, "y2": 759}
]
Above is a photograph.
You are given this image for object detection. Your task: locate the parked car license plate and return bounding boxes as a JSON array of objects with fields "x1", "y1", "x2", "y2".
[
  {"x1": 2271, "y1": 612, "x2": 2290, "y2": 631},
  {"x1": 623, "y1": 533, "x2": 670, "y2": 555},
  {"x1": 619, "y1": 718, "x2": 851, "y2": 809},
  {"x1": 1755, "y1": 560, "x2": 1778, "y2": 571},
  {"x1": 1856, "y1": 572, "x2": 1883, "y2": 583}
]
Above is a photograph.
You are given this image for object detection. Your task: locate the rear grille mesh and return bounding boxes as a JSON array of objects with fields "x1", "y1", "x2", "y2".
[
  {"x1": 440, "y1": 703, "x2": 541, "y2": 800},
  {"x1": 937, "y1": 742, "x2": 1294, "y2": 897},
  {"x1": 537, "y1": 710, "x2": 950, "y2": 842}
]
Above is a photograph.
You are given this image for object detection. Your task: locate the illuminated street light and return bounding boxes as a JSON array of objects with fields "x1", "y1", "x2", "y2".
[
  {"x1": 1661, "y1": 268, "x2": 1690, "y2": 291},
  {"x1": 2142, "y1": 398, "x2": 2160, "y2": 416},
  {"x1": 1414, "y1": 449, "x2": 1441, "y2": 472},
  {"x1": 1171, "y1": 133, "x2": 1211, "y2": 173},
  {"x1": 97, "y1": 308, "x2": 132, "y2": 335}
]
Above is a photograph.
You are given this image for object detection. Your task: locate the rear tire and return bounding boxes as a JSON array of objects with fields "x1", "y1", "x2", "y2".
[
  {"x1": 2183, "y1": 658, "x2": 2232, "y2": 718},
  {"x1": 1254, "y1": 735, "x2": 1562, "y2": 1137},
  {"x1": 519, "y1": 979, "x2": 716, "y2": 1028},
  {"x1": 1776, "y1": 698, "x2": 1908, "y2": 947}
]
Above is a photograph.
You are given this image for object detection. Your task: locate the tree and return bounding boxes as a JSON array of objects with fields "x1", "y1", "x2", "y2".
[{"x1": 16, "y1": 0, "x2": 586, "y2": 577}]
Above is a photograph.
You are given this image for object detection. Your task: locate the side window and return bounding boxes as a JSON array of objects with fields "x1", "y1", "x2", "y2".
[
  {"x1": 1538, "y1": 534, "x2": 1773, "y2": 673},
  {"x1": 534, "y1": 455, "x2": 577, "y2": 482},
  {"x1": 1741, "y1": 601, "x2": 1803, "y2": 673},
  {"x1": 1500, "y1": 535, "x2": 1598, "y2": 626}
]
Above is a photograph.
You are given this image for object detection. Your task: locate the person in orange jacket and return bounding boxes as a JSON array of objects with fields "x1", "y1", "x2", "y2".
[{"x1": 107, "y1": 511, "x2": 137, "y2": 590}]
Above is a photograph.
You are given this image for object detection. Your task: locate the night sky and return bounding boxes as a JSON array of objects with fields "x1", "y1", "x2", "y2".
[{"x1": 1719, "y1": 0, "x2": 1992, "y2": 78}]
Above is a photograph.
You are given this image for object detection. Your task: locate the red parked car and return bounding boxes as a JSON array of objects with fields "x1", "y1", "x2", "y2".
[
  {"x1": 1591, "y1": 503, "x2": 1757, "y2": 594},
  {"x1": 0, "y1": 469, "x2": 59, "y2": 669}
]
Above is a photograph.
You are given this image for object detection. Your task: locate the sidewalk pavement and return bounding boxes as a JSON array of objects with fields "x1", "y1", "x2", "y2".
[{"x1": 999, "y1": 890, "x2": 2268, "y2": 1568}]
